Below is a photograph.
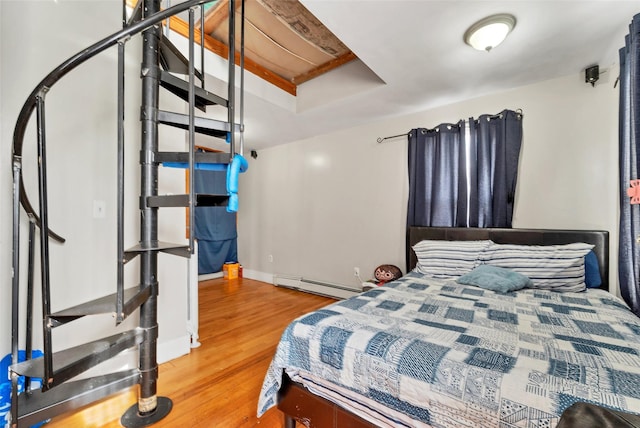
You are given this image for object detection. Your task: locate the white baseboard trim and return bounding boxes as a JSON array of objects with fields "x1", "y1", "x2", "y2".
[
  {"x1": 198, "y1": 271, "x2": 223, "y2": 281},
  {"x1": 158, "y1": 334, "x2": 191, "y2": 364},
  {"x1": 197, "y1": 269, "x2": 272, "y2": 284},
  {"x1": 243, "y1": 269, "x2": 274, "y2": 284}
]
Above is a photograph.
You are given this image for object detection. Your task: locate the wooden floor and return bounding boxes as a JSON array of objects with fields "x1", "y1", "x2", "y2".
[{"x1": 45, "y1": 277, "x2": 335, "y2": 428}]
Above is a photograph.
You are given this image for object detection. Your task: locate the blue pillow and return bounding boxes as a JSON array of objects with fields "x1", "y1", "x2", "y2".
[
  {"x1": 584, "y1": 250, "x2": 602, "y2": 288},
  {"x1": 456, "y1": 264, "x2": 533, "y2": 293}
]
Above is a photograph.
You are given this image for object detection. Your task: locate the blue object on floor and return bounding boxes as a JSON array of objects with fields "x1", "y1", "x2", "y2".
[{"x1": 0, "y1": 350, "x2": 48, "y2": 428}]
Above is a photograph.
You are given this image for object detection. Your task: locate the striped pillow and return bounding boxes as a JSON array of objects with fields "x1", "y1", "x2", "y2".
[
  {"x1": 412, "y1": 240, "x2": 493, "y2": 279},
  {"x1": 484, "y1": 242, "x2": 594, "y2": 292}
]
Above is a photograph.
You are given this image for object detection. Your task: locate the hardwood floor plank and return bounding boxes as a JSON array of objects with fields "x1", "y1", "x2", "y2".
[{"x1": 42, "y1": 278, "x2": 335, "y2": 427}]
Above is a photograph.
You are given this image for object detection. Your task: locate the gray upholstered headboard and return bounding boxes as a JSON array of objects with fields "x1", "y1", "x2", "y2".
[{"x1": 407, "y1": 227, "x2": 610, "y2": 291}]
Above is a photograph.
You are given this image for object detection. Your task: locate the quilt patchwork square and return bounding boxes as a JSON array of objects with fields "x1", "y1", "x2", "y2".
[
  {"x1": 320, "y1": 326, "x2": 353, "y2": 369},
  {"x1": 398, "y1": 340, "x2": 450, "y2": 383}
]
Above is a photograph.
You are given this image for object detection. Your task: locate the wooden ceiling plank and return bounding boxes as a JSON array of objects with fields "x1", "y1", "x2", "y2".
[
  {"x1": 292, "y1": 51, "x2": 357, "y2": 86},
  {"x1": 246, "y1": 2, "x2": 334, "y2": 65},
  {"x1": 242, "y1": 19, "x2": 321, "y2": 79},
  {"x1": 169, "y1": 16, "x2": 297, "y2": 96},
  {"x1": 202, "y1": 0, "x2": 231, "y2": 34}
]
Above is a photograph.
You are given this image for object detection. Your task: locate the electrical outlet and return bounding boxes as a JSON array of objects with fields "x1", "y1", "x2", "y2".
[{"x1": 354, "y1": 267, "x2": 360, "y2": 277}]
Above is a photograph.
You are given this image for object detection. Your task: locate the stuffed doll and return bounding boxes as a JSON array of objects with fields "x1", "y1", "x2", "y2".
[
  {"x1": 362, "y1": 265, "x2": 403, "y2": 290},
  {"x1": 373, "y1": 264, "x2": 402, "y2": 286}
]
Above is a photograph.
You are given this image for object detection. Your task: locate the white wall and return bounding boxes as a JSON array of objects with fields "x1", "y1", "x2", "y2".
[
  {"x1": 1, "y1": 1, "x2": 190, "y2": 364},
  {"x1": 238, "y1": 68, "x2": 621, "y2": 295}
]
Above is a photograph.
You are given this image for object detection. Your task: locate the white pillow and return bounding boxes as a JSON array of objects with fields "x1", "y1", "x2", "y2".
[
  {"x1": 412, "y1": 240, "x2": 493, "y2": 279},
  {"x1": 484, "y1": 242, "x2": 595, "y2": 292}
]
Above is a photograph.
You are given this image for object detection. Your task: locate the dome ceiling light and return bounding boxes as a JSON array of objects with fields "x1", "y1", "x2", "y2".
[{"x1": 464, "y1": 14, "x2": 516, "y2": 52}]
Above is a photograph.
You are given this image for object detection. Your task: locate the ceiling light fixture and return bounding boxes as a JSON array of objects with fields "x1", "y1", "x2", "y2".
[{"x1": 464, "y1": 14, "x2": 516, "y2": 52}]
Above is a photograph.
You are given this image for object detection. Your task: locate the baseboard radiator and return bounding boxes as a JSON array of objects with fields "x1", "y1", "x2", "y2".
[{"x1": 273, "y1": 275, "x2": 361, "y2": 300}]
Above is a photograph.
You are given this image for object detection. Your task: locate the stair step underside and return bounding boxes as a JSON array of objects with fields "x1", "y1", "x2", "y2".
[
  {"x1": 146, "y1": 194, "x2": 229, "y2": 208},
  {"x1": 159, "y1": 33, "x2": 204, "y2": 81},
  {"x1": 160, "y1": 70, "x2": 227, "y2": 112},
  {"x1": 157, "y1": 110, "x2": 239, "y2": 139},
  {"x1": 123, "y1": 241, "x2": 190, "y2": 264},
  {"x1": 16, "y1": 369, "x2": 139, "y2": 427},
  {"x1": 125, "y1": 0, "x2": 143, "y2": 27},
  {"x1": 49, "y1": 286, "x2": 151, "y2": 327},
  {"x1": 156, "y1": 151, "x2": 231, "y2": 165},
  {"x1": 10, "y1": 329, "x2": 144, "y2": 387}
]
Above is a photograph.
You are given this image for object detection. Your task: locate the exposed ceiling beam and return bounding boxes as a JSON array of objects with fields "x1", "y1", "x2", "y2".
[{"x1": 293, "y1": 51, "x2": 357, "y2": 85}]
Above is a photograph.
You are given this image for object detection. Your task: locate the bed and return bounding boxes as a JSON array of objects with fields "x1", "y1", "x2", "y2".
[{"x1": 258, "y1": 227, "x2": 640, "y2": 427}]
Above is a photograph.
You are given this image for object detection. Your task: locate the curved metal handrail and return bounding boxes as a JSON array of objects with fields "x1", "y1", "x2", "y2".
[{"x1": 12, "y1": 0, "x2": 210, "y2": 243}]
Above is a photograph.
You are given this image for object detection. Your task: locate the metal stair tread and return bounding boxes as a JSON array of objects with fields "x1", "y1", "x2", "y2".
[
  {"x1": 10, "y1": 329, "x2": 144, "y2": 382},
  {"x1": 49, "y1": 286, "x2": 150, "y2": 325},
  {"x1": 123, "y1": 241, "x2": 190, "y2": 263},
  {"x1": 157, "y1": 109, "x2": 238, "y2": 139},
  {"x1": 156, "y1": 151, "x2": 231, "y2": 165},
  {"x1": 124, "y1": 240, "x2": 189, "y2": 252},
  {"x1": 147, "y1": 193, "x2": 229, "y2": 208},
  {"x1": 159, "y1": 33, "x2": 203, "y2": 80},
  {"x1": 17, "y1": 369, "x2": 139, "y2": 427},
  {"x1": 160, "y1": 70, "x2": 227, "y2": 111}
]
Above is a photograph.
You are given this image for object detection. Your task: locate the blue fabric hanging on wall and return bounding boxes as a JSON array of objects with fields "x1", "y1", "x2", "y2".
[
  {"x1": 194, "y1": 169, "x2": 237, "y2": 274},
  {"x1": 619, "y1": 13, "x2": 640, "y2": 316}
]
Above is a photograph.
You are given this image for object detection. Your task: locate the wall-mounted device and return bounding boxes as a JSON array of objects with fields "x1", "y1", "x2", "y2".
[{"x1": 585, "y1": 65, "x2": 599, "y2": 87}]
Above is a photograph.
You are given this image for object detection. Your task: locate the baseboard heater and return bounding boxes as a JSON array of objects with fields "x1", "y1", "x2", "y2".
[{"x1": 273, "y1": 275, "x2": 361, "y2": 300}]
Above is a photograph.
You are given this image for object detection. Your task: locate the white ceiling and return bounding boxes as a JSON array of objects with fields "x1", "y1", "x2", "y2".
[{"x1": 229, "y1": 1, "x2": 639, "y2": 151}]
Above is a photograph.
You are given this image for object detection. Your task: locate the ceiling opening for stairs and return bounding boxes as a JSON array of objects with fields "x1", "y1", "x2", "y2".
[{"x1": 168, "y1": 0, "x2": 358, "y2": 96}]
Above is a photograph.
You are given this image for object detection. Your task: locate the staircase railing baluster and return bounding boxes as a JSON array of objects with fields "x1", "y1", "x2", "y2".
[
  {"x1": 35, "y1": 92, "x2": 54, "y2": 390},
  {"x1": 11, "y1": 156, "x2": 22, "y2": 426},
  {"x1": 165, "y1": 0, "x2": 171, "y2": 38},
  {"x1": 117, "y1": 38, "x2": 126, "y2": 324},
  {"x1": 200, "y1": 3, "x2": 205, "y2": 90},
  {"x1": 239, "y1": 0, "x2": 245, "y2": 156},
  {"x1": 228, "y1": 0, "x2": 235, "y2": 157},
  {"x1": 25, "y1": 217, "x2": 37, "y2": 392},
  {"x1": 188, "y1": 7, "x2": 196, "y2": 254}
]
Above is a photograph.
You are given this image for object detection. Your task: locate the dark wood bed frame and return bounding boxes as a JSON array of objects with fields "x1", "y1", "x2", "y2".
[{"x1": 277, "y1": 227, "x2": 610, "y2": 428}]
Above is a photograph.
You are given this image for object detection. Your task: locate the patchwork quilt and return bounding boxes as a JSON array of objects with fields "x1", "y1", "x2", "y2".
[{"x1": 258, "y1": 272, "x2": 640, "y2": 427}]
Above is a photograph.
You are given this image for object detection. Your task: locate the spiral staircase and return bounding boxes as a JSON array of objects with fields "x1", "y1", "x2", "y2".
[{"x1": 8, "y1": 1, "x2": 246, "y2": 426}]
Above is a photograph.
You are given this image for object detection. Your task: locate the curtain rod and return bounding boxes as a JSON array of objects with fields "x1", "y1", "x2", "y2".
[
  {"x1": 376, "y1": 133, "x2": 408, "y2": 143},
  {"x1": 376, "y1": 108, "x2": 523, "y2": 143}
]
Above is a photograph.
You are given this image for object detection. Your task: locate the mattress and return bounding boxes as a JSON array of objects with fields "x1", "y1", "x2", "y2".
[{"x1": 258, "y1": 271, "x2": 640, "y2": 427}]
